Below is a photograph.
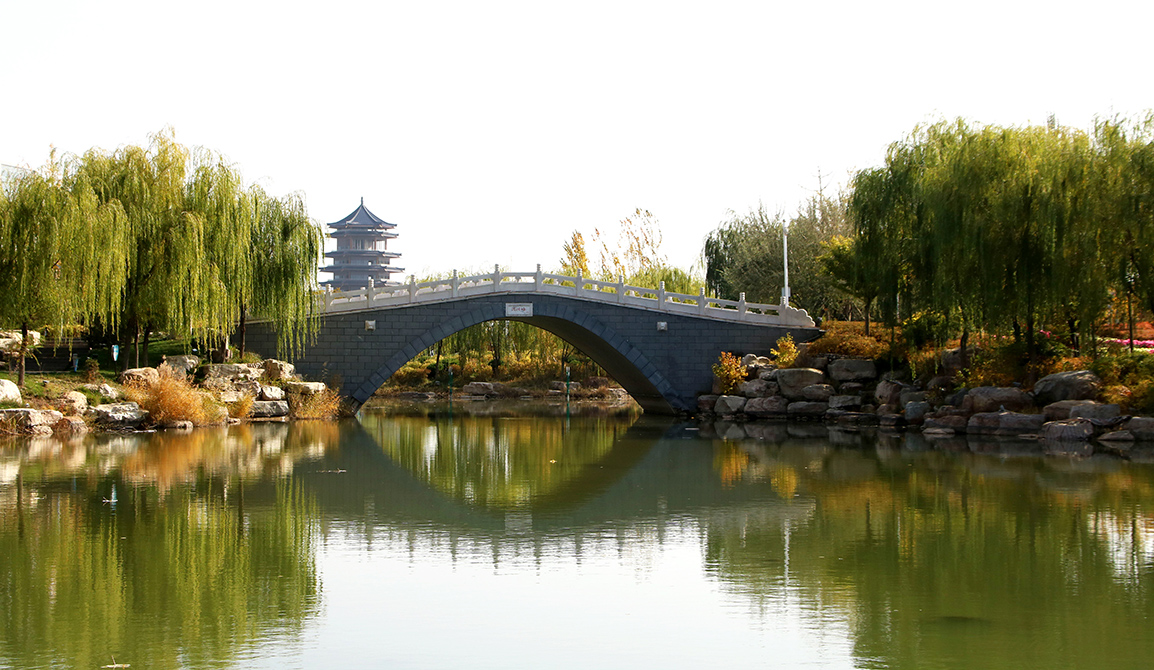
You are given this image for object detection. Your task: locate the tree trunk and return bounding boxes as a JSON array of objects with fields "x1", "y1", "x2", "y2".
[
  {"x1": 960, "y1": 326, "x2": 970, "y2": 372},
  {"x1": 864, "y1": 296, "x2": 872, "y2": 337},
  {"x1": 17, "y1": 322, "x2": 28, "y2": 388},
  {"x1": 133, "y1": 327, "x2": 141, "y2": 368},
  {"x1": 1067, "y1": 316, "x2": 1080, "y2": 356},
  {"x1": 1128, "y1": 290, "x2": 1135, "y2": 354},
  {"x1": 142, "y1": 324, "x2": 152, "y2": 368},
  {"x1": 238, "y1": 306, "x2": 247, "y2": 359}
]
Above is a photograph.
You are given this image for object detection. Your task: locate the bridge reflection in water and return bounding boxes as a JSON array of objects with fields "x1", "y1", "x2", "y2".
[{"x1": 5, "y1": 416, "x2": 1154, "y2": 669}]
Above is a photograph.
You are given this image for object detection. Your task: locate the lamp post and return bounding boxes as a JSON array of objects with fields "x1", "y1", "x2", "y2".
[{"x1": 781, "y1": 223, "x2": 791, "y2": 306}]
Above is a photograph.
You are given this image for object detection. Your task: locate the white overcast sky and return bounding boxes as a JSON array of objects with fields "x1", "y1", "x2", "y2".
[{"x1": 3, "y1": 0, "x2": 1152, "y2": 279}]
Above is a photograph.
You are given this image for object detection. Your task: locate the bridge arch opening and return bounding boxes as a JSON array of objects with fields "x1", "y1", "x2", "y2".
[{"x1": 364, "y1": 310, "x2": 676, "y2": 414}]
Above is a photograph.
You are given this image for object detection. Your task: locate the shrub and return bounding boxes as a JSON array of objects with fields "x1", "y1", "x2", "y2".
[
  {"x1": 389, "y1": 361, "x2": 432, "y2": 387},
  {"x1": 772, "y1": 335, "x2": 799, "y2": 368},
  {"x1": 123, "y1": 367, "x2": 208, "y2": 425},
  {"x1": 83, "y1": 357, "x2": 100, "y2": 383},
  {"x1": 712, "y1": 352, "x2": 745, "y2": 394},
  {"x1": 805, "y1": 321, "x2": 891, "y2": 359},
  {"x1": 227, "y1": 393, "x2": 255, "y2": 419}
]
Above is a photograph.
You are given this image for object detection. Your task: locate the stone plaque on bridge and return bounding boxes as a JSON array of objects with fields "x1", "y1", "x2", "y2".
[{"x1": 505, "y1": 303, "x2": 533, "y2": 317}]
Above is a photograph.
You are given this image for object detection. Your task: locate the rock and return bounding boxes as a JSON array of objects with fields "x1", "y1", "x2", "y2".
[
  {"x1": 879, "y1": 413, "x2": 907, "y2": 428},
  {"x1": 927, "y1": 375, "x2": 955, "y2": 394},
  {"x1": 0, "y1": 408, "x2": 63, "y2": 435},
  {"x1": 60, "y1": 391, "x2": 88, "y2": 415},
  {"x1": 55, "y1": 416, "x2": 88, "y2": 434},
  {"x1": 90, "y1": 402, "x2": 149, "y2": 426},
  {"x1": 1042, "y1": 418, "x2": 1095, "y2": 441},
  {"x1": 161, "y1": 420, "x2": 194, "y2": 431},
  {"x1": 924, "y1": 415, "x2": 969, "y2": 433},
  {"x1": 460, "y1": 381, "x2": 494, "y2": 395},
  {"x1": 83, "y1": 383, "x2": 120, "y2": 401},
  {"x1": 0, "y1": 379, "x2": 21, "y2": 404},
  {"x1": 828, "y1": 395, "x2": 863, "y2": 410},
  {"x1": 967, "y1": 411, "x2": 1045, "y2": 435},
  {"x1": 549, "y1": 381, "x2": 581, "y2": 391},
  {"x1": 787, "y1": 401, "x2": 828, "y2": 418},
  {"x1": 745, "y1": 396, "x2": 789, "y2": 417},
  {"x1": 1032, "y1": 370, "x2": 1102, "y2": 405},
  {"x1": 260, "y1": 385, "x2": 286, "y2": 401},
  {"x1": 1043, "y1": 400, "x2": 1085, "y2": 422},
  {"x1": 1126, "y1": 417, "x2": 1154, "y2": 441},
  {"x1": 1099, "y1": 430, "x2": 1135, "y2": 442},
  {"x1": 118, "y1": 367, "x2": 159, "y2": 387},
  {"x1": 839, "y1": 382, "x2": 865, "y2": 395},
  {"x1": 964, "y1": 387, "x2": 1034, "y2": 413},
  {"x1": 205, "y1": 363, "x2": 263, "y2": 383},
  {"x1": 756, "y1": 368, "x2": 778, "y2": 381},
  {"x1": 741, "y1": 353, "x2": 758, "y2": 367},
  {"x1": 714, "y1": 395, "x2": 747, "y2": 415},
  {"x1": 795, "y1": 351, "x2": 830, "y2": 371},
  {"x1": 874, "y1": 380, "x2": 906, "y2": 406},
  {"x1": 899, "y1": 390, "x2": 927, "y2": 406},
  {"x1": 1069, "y1": 402, "x2": 1121, "y2": 422},
  {"x1": 941, "y1": 347, "x2": 980, "y2": 374},
  {"x1": 0, "y1": 329, "x2": 41, "y2": 351},
  {"x1": 738, "y1": 379, "x2": 776, "y2": 398},
  {"x1": 777, "y1": 368, "x2": 825, "y2": 400},
  {"x1": 584, "y1": 376, "x2": 609, "y2": 389},
  {"x1": 697, "y1": 395, "x2": 718, "y2": 413},
  {"x1": 262, "y1": 359, "x2": 296, "y2": 380},
  {"x1": 163, "y1": 355, "x2": 201, "y2": 376},
  {"x1": 828, "y1": 359, "x2": 878, "y2": 382},
  {"x1": 236, "y1": 379, "x2": 262, "y2": 396},
  {"x1": 801, "y1": 384, "x2": 834, "y2": 402},
  {"x1": 905, "y1": 401, "x2": 932, "y2": 423},
  {"x1": 218, "y1": 390, "x2": 245, "y2": 404},
  {"x1": 249, "y1": 400, "x2": 290, "y2": 418},
  {"x1": 286, "y1": 381, "x2": 327, "y2": 396},
  {"x1": 835, "y1": 411, "x2": 880, "y2": 426}
]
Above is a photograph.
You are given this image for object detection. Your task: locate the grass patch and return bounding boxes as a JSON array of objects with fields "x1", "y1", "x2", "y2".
[
  {"x1": 123, "y1": 368, "x2": 212, "y2": 425},
  {"x1": 289, "y1": 388, "x2": 343, "y2": 419},
  {"x1": 227, "y1": 394, "x2": 255, "y2": 419}
]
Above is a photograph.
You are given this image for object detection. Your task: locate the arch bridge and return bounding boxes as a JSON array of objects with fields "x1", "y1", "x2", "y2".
[{"x1": 246, "y1": 267, "x2": 820, "y2": 414}]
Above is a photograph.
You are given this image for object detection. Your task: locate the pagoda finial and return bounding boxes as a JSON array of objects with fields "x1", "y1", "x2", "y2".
[{"x1": 360, "y1": 196, "x2": 364, "y2": 205}]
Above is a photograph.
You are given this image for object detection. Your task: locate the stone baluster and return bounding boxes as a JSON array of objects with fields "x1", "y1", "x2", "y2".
[
  {"x1": 451, "y1": 270, "x2": 459, "y2": 298},
  {"x1": 367, "y1": 277, "x2": 375, "y2": 303},
  {"x1": 617, "y1": 274, "x2": 624, "y2": 303},
  {"x1": 492, "y1": 264, "x2": 500, "y2": 292},
  {"x1": 575, "y1": 269, "x2": 583, "y2": 296},
  {"x1": 738, "y1": 292, "x2": 746, "y2": 316},
  {"x1": 535, "y1": 264, "x2": 543, "y2": 291},
  {"x1": 658, "y1": 281, "x2": 666, "y2": 307},
  {"x1": 324, "y1": 285, "x2": 333, "y2": 311},
  {"x1": 698, "y1": 287, "x2": 707, "y2": 315},
  {"x1": 408, "y1": 275, "x2": 416, "y2": 303}
]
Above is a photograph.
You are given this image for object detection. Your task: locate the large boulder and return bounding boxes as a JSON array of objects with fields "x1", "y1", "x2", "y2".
[
  {"x1": 905, "y1": 401, "x2": 932, "y2": 424},
  {"x1": 738, "y1": 379, "x2": 777, "y2": 398},
  {"x1": 263, "y1": 359, "x2": 296, "y2": 381},
  {"x1": 1043, "y1": 400, "x2": 1085, "y2": 422},
  {"x1": 0, "y1": 408, "x2": 63, "y2": 435},
  {"x1": 941, "y1": 347, "x2": 980, "y2": 374},
  {"x1": 874, "y1": 380, "x2": 908, "y2": 406},
  {"x1": 777, "y1": 368, "x2": 825, "y2": 400},
  {"x1": 1041, "y1": 418, "x2": 1095, "y2": 441},
  {"x1": 1069, "y1": 402, "x2": 1121, "y2": 422},
  {"x1": 697, "y1": 395, "x2": 718, "y2": 413},
  {"x1": 967, "y1": 411, "x2": 1045, "y2": 435},
  {"x1": 1032, "y1": 370, "x2": 1101, "y2": 406},
  {"x1": 163, "y1": 355, "x2": 200, "y2": 377},
  {"x1": 787, "y1": 401, "x2": 829, "y2": 419},
  {"x1": 801, "y1": 384, "x2": 834, "y2": 402},
  {"x1": 828, "y1": 395, "x2": 863, "y2": 410},
  {"x1": 249, "y1": 400, "x2": 290, "y2": 418},
  {"x1": 59, "y1": 391, "x2": 88, "y2": 416},
  {"x1": 0, "y1": 379, "x2": 21, "y2": 404},
  {"x1": 118, "y1": 367, "x2": 159, "y2": 387},
  {"x1": 924, "y1": 414, "x2": 969, "y2": 433},
  {"x1": 1127, "y1": 417, "x2": 1154, "y2": 441},
  {"x1": 205, "y1": 363, "x2": 262, "y2": 383},
  {"x1": 745, "y1": 396, "x2": 789, "y2": 418},
  {"x1": 964, "y1": 387, "x2": 1034, "y2": 413},
  {"x1": 90, "y1": 402, "x2": 149, "y2": 426},
  {"x1": 714, "y1": 395, "x2": 747, "y2": 415},
  {"x1": 460, "y1": 381, "x2": 494, "y2": 395},
  {"x1": 285, "y1": 381, "x2": 328, "y2": 396},
  {"x1": 828, "y1": 359, "x2": 877, "y2": 382},
  {"x1": 0, "y1": 330, "x2": 41, "y2": 351},
  {"x1": 259, "y1": 385, "x2": 286, "y2": 401}
]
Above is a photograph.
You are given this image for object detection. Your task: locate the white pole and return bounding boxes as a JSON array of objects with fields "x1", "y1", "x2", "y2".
[{"x1": 781, "y1": 224, "x2": 791, "y2": 305}]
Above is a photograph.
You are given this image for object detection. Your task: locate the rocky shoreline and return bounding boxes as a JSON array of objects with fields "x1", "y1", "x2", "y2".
[
  {"x1": 0, "y1": 356, "x2": 336, "y2": 436},
  {"x1": 695, "y1": 352, "x2": 1154, "y2": 452}
]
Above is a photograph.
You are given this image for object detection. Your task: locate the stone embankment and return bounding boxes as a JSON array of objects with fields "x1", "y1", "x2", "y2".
[
  {"x1": 0, "y1": 356, "x2": 333, "y2": 435},
  {"x1": 697, "y1": 353, "x2": 1154, "y2": 448}
]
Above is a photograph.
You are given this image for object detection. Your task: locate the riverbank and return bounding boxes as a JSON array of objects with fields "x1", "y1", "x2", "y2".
[{"x1": 0, "y1": 356, "x2": 343, "y2": 436}]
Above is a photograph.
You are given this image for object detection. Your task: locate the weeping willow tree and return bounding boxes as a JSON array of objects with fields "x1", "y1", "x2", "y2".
[{"x1": 0, "y1": 156, "x2": 129, "y2": 385}]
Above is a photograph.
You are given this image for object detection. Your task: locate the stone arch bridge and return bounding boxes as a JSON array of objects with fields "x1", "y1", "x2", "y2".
[{"x1": 246, "y1": 267, "x2": 820, "y2": 414}]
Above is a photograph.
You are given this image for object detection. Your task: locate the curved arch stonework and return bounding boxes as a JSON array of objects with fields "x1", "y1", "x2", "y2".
[{"x1": 246, "y1": 293, "x2": 820, "y2": 414}]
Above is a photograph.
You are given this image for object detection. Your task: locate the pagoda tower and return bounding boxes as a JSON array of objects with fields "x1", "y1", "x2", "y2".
[{"x1": 321, "y1": 198, "x2": 404, "y2": 291}]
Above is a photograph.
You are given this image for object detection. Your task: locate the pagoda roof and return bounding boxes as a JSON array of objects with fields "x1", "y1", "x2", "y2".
[{"x1": 327, "y1": 198, "x2": 397, "y2": 230}]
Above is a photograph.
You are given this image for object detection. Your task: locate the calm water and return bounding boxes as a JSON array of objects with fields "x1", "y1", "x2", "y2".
[{"x1": 2, "y1": 401, "x2": 1154, "y2": 669}]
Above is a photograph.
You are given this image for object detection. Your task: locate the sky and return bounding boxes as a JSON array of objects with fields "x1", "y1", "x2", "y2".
[{"x1": 4, "y1": 0, "x2": 1153, "y2": 281}]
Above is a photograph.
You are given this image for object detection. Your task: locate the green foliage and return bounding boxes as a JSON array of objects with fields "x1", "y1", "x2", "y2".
[
  {"x1": 82, "y1": 357, "x2": 100, "y2": 383},
  {"x1": 771, "y1": 334, "x2": 799, "y2": 368},
  {"x1": 901, "y1": 310, "x2": 958, "y2": 350},
  {"x1": 712, "y1": 351, "x2": 745, "y2": 394},
  {"x1": 804, "y1": 321, "x2": 892, "y2": 359}
]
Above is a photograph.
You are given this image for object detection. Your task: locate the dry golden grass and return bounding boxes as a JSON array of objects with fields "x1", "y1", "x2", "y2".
[
  {"x1": 805, "y1": 321, "x2": 893, "y2": 359},
  {"x1": 227, "y1": 393, "x2": 255, "y2": 419},
  {"x1": 289, "y1": 388, "x2": 343, "y2": 419},
  {"x1": 124, "y1": 367, "x2": 210, "y2": 425}
]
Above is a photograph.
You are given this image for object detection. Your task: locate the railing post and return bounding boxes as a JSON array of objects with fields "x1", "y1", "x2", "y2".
[
  {"x1": 738, "y1": 291, "x2": 747, "y2": 316},
  {"x1": 452, "y1": 270, "x2": 459, "y2": 298},
  {"x1": 575, "y1": 270, "x2": 583, "y2": 296},
  {"x1": 324, "y1": 285, "x2": 333, "y2": 311},
  {"x1": 658, "y1": 281, "x2": 666, "y2": 307},
  {"x1": 698, "y1": 287, "x2": 706, "y2": 315},
  {"x1": 617, "y1": 274, "x2": 624, "y2": 303},
  {"x1": 367, "y1": 277, "x2": 375, "y2": 303},
  {"x1": 492, "y1": 264, "x2": 500, "y2": 292},
  {"x1": 536, "y1": 264, "x2": 543, "y2": 291},
  {"x1": 408, "y1": 275, "x2": 416, "y2": 303}
]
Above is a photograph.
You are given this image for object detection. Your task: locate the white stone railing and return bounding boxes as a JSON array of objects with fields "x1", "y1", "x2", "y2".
[{"x1": 315, "y1": 265, "x2": 815, "y2": 328}]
